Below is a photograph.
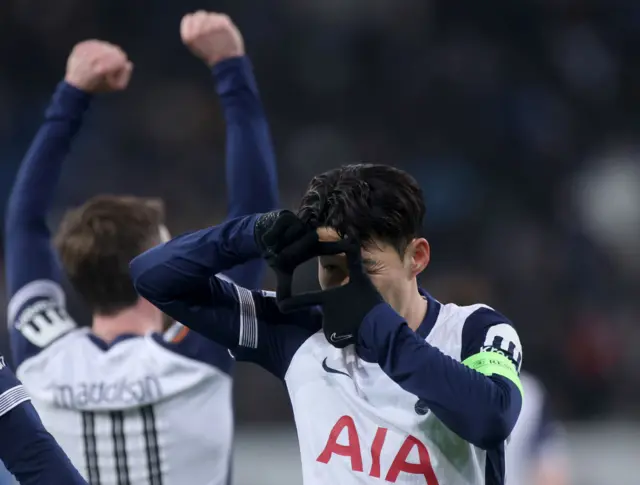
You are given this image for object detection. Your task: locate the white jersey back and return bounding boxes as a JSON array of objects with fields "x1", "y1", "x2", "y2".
[
  {"x1": 17, "y1": 327, "x2": 232, "y2": 485},
  {"x1": 10, "y1": 280, "x2": 234, "y2": 485}
]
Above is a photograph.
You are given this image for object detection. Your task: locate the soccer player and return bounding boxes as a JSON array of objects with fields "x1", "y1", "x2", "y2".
[
  {"x1": 5, "y1": 12, "x2": 278, "y2": 485},
  {"x1": 131, "y1": 164, "x2": 524, "y2": 484},
  {"x1": 506, "y1": 372, "x2": 569, "y2": 485},
  {"x1": 0, "y1": 354, "x2": 88, "y2": 485}
]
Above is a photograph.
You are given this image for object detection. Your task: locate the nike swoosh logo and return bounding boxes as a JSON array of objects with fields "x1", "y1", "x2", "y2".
[
  {"x1": 322, "y1": 357, "x2": 350, "y2": 378},
  {"x1": 330, "y1": 332, "x2": 353, "y2": 343}
]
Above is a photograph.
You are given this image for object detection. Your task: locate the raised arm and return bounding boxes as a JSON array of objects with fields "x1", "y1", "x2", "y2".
[
  {"x1": 153, "y1": 13, "x2": 281, "y2": 374},
  {"x1": 181, "y1": 12, "x2": 278, "y2": 289},
  {"x1": 130, "y1": 214, "x2": 319, "y2": 379},
  {"x1": 4, "y1": 41, "x2": 132, "y2": 367},
  {"x1": 0, "y1": 357, "x2": 88, "y2": 485}
]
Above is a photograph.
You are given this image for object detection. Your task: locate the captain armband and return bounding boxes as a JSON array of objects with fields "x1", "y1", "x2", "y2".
[{"x1": 462, "y1": 351, "x2": 523, "y2": 396}]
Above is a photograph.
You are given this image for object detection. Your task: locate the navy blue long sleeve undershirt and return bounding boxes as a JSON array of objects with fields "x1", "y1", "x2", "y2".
[
  {"x1": 131, "y1": 214, "x2": 266, "y2": 349},
  {"x1": 213, "y1": 56, "x2": 278, "y2": 287},
  {"x1": 4, "y1": 82, "x2": 88, "y2": 299},
  {"x1": 131, "y1": 215, "x2": 522, "y2": 449},
  {"x1": 4, "y1": 82, "x2": 87, "y2": 366},
  {"x1": 358, "y1": 304, "x2": 522, "y2": 449},
  {"x1": 131, "y1": 214, "x2": 321, "y2": 379},
  {"x1": 0, "y1": 363, "x2": 87, "y2": 485},
  {"x1": 4, "y1": 55, "x2": 276, "y2": 300}
]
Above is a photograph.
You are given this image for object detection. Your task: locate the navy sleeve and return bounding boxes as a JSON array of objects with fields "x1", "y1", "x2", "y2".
[
  {"x1": 4, "y1": 82, "x2": 89, "y2": 367},
  {"x1": 130, "y1": 215, "x2": 319, "y2": 379},
  {"x1": 153, "y1": 57, "x2": 279, "y2": 374},
  {"x1": 357, "y1": 303, "x2": 523, "y2": 449},
  {"x1": 213, "y1": 56, "x2": 279, "y2": 289},
  {"x1": 0, "y1": 359, "x2": 87, "y2": 485},
  {"x1": 0, "y1": 460, "x2": 17, "y2": 485}
]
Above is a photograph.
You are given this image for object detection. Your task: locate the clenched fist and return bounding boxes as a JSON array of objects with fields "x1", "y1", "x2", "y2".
[
  {"x1": 181, "y1": 12, "x2": 245, "y2": 67},
  {"x1": 64, "y1": 40, "x2": 133, "y2": 93}
]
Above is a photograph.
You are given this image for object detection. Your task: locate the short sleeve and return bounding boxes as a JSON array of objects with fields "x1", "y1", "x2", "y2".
[
  {"x1": 8, "y1": 280, "x2": 77, "y2": 367},
  {"x1": 461, "y1": 306, "x2": 523, "y2": 392}
]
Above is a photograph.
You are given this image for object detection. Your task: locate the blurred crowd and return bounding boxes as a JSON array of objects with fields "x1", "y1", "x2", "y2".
[{"x1": 0, "y1": 0, "x2": 639, "y2": 423}]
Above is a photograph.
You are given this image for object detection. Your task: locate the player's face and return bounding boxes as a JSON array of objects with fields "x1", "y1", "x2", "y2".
[{"x1": 316, "y1": 227, "x2": 430, "y2": 312}]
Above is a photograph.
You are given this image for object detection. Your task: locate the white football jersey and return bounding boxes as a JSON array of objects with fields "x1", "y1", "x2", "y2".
[
  {"x1": 284, "y1": 304, "x2": 519, "y2": 485},
  {"x1": 129, "y1": 218, "x2": 524, "y2": 485},
  {"x1": 9, "y1": 280, "x2": 234, "y2": 485},
  {"x1": 223, "y1": 285, "x2": 524, "y2": 485},
  {"x1": 506, "y1": 373, "x2": 567, "y2": 485}
]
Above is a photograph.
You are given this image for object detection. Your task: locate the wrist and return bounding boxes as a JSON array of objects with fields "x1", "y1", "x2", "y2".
[
  {"x1": 253, "y1": 211, "x2": 282, "y2": 254},
  {"x1": 46, "y1": 81, "x2": 92, "y2": 119},
  {"x1": 212, "y1": 56, "x2": 260, "y2": 102},
  {"x1": 62, "y1": 76, "x2": 93, "y2": 93},
  {"x1": 243, "y1": 213, "x2": 268, "y2": 257},
  {"x1": 210, "y1": 54, "x2": 246, "y2": 71}
]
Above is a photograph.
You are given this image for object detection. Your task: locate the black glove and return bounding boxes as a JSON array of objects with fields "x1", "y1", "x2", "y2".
[
  {"x1": 295, "y1": 237, "x2": 384, "y2": 348},
  {"x1": 254, "y1": 211, "x2": 384, "y2": 348},
  {"x1": 254, "y1": 210, "x2": 317, "y2": 270},
  {"x1": 255, "y1": 211, "x2": 305, "y2": 255},
  {"x1": 254, "y1": 210, "x2": 327, "y2": 298}
]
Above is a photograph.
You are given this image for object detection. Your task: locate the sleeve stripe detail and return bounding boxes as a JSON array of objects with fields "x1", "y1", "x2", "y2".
[
  {"x1": 8, "y1": 279, "x2": 66, "y2": 325},
  {"x1": 234, "y1": 285, "x2": 258, "y2": 349},
  {"x1": 215, "y1": 273, "x2": 235, "y2": 284},
  {"x1": 0, "y1": 385, "x2": 31, "y2": 418},
  {"x1": 463, "y1": 351, "x2": 524, "y2": 395},
  {"x1": 163, "y1": 322, "x2": 185, "y2": 342},
  {"x1": 163, "y1": 323, "x2": 190, "y2": 343},
  {"x1": 171, "y1": 326, "x2": 190, "y2": 343}
]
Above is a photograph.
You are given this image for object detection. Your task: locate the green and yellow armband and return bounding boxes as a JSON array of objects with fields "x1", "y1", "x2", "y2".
[{"x1": 463, "y1": 351, "x2": 523, "y2": 396}]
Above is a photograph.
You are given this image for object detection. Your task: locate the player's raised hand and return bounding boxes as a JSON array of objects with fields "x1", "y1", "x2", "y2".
[
  {"x1": 64, "y1": 40, "x2": 133, "y2": 93},
  {"x1": 181, "y1": 11, "x2": 245, "y2": 67}
]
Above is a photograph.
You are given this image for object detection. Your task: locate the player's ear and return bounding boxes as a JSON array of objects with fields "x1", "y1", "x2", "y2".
[{"x1": 406, "y1": 238, "x2": 430, "y2": 277}]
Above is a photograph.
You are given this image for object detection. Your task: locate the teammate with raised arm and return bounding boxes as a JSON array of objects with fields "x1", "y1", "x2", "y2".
[
  {"x1": 5, "y1": 12, "x2": 278, "y2": 485},
  {"x1": 132, "y1": 164, "x2": 524, "y2": 485}
]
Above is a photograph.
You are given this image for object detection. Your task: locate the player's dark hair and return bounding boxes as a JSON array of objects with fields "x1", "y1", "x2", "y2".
[
  {"x1": 55, "y1": 195, "x2": 165, "y2": 316},
  {"x1": 297, "y1": 164, "x2": 425, "y2": 255}
]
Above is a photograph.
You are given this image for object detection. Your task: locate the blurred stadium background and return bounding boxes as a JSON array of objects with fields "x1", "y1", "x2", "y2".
[{"x1": 1, "y1": 0, "x2": 639, "y2": 483}]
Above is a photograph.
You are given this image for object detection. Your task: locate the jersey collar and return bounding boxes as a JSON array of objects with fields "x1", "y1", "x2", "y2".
[
  {"x1": 416, "y1": 288, "x2": 441, "y2": 339},
  {"x1": 87, "y1": 333, "x2": 140, "y2": 351}
]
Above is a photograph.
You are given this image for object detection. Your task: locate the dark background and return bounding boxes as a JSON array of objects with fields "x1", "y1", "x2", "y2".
[{"x1": 1, "y1": 0, "x2": 639, "y2": 423}]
